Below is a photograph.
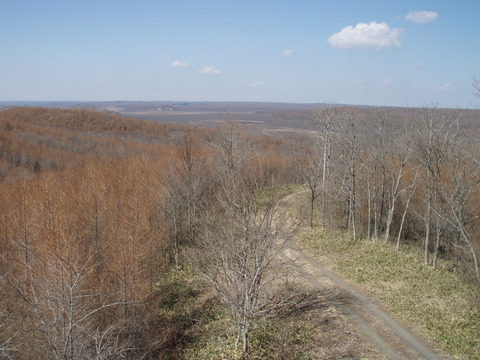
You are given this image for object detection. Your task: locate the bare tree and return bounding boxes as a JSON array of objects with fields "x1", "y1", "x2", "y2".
[
  {"x1": 368, "y1": 109, "x2": 390, "y2": 240},
  {"x1": 0, "y1": 272, "x2": 16, "y2": 360},
  {"x1": 383, "y1": 125, "x2": 416, "y2": 244},
  {"x1": 303, "y1": 146, "x2": 322, "y2": 227},
  {"x1": 312, "y1": 106, "x2": 337, "y2": 228},
  {"x1": 412, "y1": 107, "x2": 459, "y2": 265},
  {"x1": 339, "y1": 109, "x2": 361, "y2": 241},
  {"x1": 160, "y1": 169, "x2": 186, "y2": 270},
  {"x1": 195, "y1": 188, "x2": 292, "y2": 353},
  {"x1": 210, "y1": 115, "x2": 257, "y2": 196},
  {"x1": 473, "y1": 76, "x2": 480, "y2": 99},
  {"x1": 396, "y1": 167, "x2": 421, "y2": 250},
  {"x1": 433, "y1": 137, "x2": 480, "y2": 282},
  {"x1": 8, "y1": 245, "x2": 125, "y2": 360},
  {"x1": 160, "y1": 134, "x2": 209, "y2": 269},
  {"x1": 192, "y1": 119, "x2": 293, "y2": 354}
]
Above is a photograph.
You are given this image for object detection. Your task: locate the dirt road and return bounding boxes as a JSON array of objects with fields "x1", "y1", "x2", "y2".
[{"x1": 278, "y1": 192, "x2": 451, "y2": 360}]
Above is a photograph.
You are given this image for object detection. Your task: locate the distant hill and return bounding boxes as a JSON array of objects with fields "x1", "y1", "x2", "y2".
[{"x1": 1, "y1": 101, "x2": 478, "y2": 137}]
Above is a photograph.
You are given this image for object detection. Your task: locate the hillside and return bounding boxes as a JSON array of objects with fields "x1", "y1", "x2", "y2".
[
  {"x1": 0, "y1": 107, "x2": 302, "y2": 359},
  {"x1": 0, "y1": 107, "x2": 211, "y2": 181},
  {"x1": 0, "y1": 105, "x2": 478, "y2": 359}
]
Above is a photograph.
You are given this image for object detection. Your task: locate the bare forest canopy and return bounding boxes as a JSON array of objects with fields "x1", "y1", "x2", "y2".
[
  {"x1": 0, "y1": 105, "x2": 479, "y2": 358},
  {"x1": 2, "y1": 100, "x2": 479, "y2": 137},
  {"x1": 0, "y1": 107, "x2": 300, "y2": 358}
]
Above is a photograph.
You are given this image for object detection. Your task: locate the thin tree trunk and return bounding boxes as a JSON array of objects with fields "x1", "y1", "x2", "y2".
[
  {"x1": 424, "y1": 195, "x2": 431, "y2": 265},
  {"x1": 367, "y1": 172, "x2": 372, "y2": 239},
  {"x1": 467, "y1": 241, "x2": 480, "y2": 283},
  {"x1": 242, "y1": 327, "x2": 249, "y2": 353},
  {"x1": 378, "y1": 169, "x2": 386, "y2": 237},
  {"x1": 396, "y1": 169, "x2": 419, "y2": 250},
  {"x1": 310, "y1": 191, "x2": 315, "y2": 227},
  {"x1": 173, "y1": 206, "x2": 180, "y2": 271},
  {"x1": 321, "y1": 136, "x2": 329, "y2": 228},
  {"x1": 384, "y1": 166, "x2": 406, "y2": 244},
  {"x1": 396, "y1": 192, "x2": 414, "y2": 250},
  {"x1": 350, "y1": 160, "x2": 357, "y2": 242},
  {"x1": 373, "y1": 174, "x2": 379, "y2": 240},
  {"x1": 433, "y1": 218, "x2": 440, "y2": 269},
  {"x1": 384, "y1": 205, "x2": 395, "y2": 245},
  {"x1": 235, "y1": 325, "x2": 241, "y2": 351}
]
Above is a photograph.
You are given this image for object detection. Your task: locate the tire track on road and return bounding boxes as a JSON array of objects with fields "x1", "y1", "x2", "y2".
[{"x1": 278, "y1": 191, "x2": 450, "y2": 360}]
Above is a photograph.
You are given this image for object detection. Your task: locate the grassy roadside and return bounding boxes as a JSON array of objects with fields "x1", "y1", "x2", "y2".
[
  {"x1": 300, "y1": 227, "x2": 480, "y2": 360},
  {"x1": 177, "y1": 279, "x2": 377, "y2": 360},
  {"x1": 162, "y1": 268, "x2": 324, "y2": 359}
]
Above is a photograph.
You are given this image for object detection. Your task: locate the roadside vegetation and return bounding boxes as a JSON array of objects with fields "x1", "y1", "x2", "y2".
[
  {"x1": 300, "y1": 225, "x2": 480, "y2": 359},
  {"x1": 176, "y1": 268, "x2": 373, "y2": 360}
]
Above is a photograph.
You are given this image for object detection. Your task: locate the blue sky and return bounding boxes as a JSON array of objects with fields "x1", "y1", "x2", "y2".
[{"x1": 1, "y1": 0, "x2": 479, "y2": 107}]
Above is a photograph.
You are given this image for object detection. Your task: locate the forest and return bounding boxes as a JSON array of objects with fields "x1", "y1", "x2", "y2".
[{"x1": 0, "y1": 105, "x2": 479, "y2": 359}]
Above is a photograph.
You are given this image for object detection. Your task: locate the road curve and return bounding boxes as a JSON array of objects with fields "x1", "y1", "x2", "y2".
[{"x1": 278, "y1": 191, "x2": 451, "y2": 360}]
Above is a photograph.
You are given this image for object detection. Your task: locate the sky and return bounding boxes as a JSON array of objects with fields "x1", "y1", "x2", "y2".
[{"x1": 1, "y1": 0, "x2": 479, "y2": 108}]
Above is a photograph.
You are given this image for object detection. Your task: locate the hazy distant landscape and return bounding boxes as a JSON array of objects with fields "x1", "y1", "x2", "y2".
[
  {"x1": 0, "y1": 101, "x2": 322, "y2": 136},
  {"x1": 2, "y1": 101, "x2": 479, "y2": 138}
]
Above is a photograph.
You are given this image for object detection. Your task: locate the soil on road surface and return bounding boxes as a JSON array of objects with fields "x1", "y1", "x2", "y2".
[{"x1": 278, "y1": 192, "x2": 452, "y2": 360}]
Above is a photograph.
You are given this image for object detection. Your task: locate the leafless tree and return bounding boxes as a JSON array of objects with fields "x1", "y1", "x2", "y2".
[
  {"x1": 473, "y1": 76, "x2": 480, "y2": 100},
  {"x1": 433, "y1": 137, "x2": 480, "y2": 282},
  {"x1": 338, "y1": 109, "x2": 361, "y2": 241},
  {"x1": 8, "y1": 246, "x2": 126, "y2": 360},
  {"x1": 412, "y1": 107, "x2": 459, "y2": 265},
  {"x1": 0, "y1": 272, "x2": 16, "y2": 360},
  {"x1": 160, "y1": 169, "x2": 186, "y2": 270},
  {"x1": 383, "y1": 124, "x2": 416, "y2": 244},
  {"x1": 192, "y1": 118, "x2": 294, "y2": 354},
  {"x1": 312, "y1": 106, "x2": 337, "y2": 228},
  {"x1": 210, "y1": 115, "x2": 257, "y2": 196},
  {"x1": 367, "y1": 109, "x2": 390, "y2": 240},
  {"x1": 195, "y1": 189, "x2": 292, "y2": 353},
  {"x1": 396, "y1": 167, "x2": 421, "y2": 250},
  {"x1": 160, "y1": 134, "x2": 210, "y2": 270},
  {"x1": 303, "y1": 146, "x2": 322, "y2": 227}
]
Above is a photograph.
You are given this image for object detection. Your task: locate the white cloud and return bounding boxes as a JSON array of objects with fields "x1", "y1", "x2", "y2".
[
  {"x1": 198, "y1": 66, "x2": 221, "y2": 75},
  {"x1": 437, "y1": 83, "x2": 453, "y2": 91},
  {"x1": 170, "y1": 60, "x2": 189, "y2": 68},
  {"x1": 97, "y1": 78, "x2": 107, "y2": 84},
  {"x1": 246, "y1": 81, "x2": 265, "y2": 88},
  {"x1": 358, "y1": 84, "x2": 367, "y2": 90},
  {"x1": 282, "y1": 49, "x2": 295, "y2": 56},
  {"x1": 382, "y1": 78, "x2": 393, "y2": 85},
  {"x1": 328, "y1": 22, "x2": 403, "y2": 50},
  {"x1": 405, "y1": 10, "x2": 438, "y2": 24}
]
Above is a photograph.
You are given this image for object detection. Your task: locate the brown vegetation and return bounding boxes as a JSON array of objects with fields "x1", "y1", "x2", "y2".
[
  {"x1": 0, "y1": 107, "x2": 296, "y2": 359},
  {"x1": 0, "y1": 104, "x2": 478, "y2": 359}
]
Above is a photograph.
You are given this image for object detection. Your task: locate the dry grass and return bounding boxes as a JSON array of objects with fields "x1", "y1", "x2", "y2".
[
  {"x1": 300, "y1": 227, "x2": 480, "y2": 360},
  {"x1": 180, "y1": 288, "x2": 380, "y2": 360}
]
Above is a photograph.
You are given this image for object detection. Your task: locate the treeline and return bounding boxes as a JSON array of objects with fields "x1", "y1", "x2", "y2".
[
  {"x1": 0, "y1": 107, "x2": 299, "y2": 358},
  {"x1": 302, "y1": 106, "x2": 480, "y2": 281}
]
